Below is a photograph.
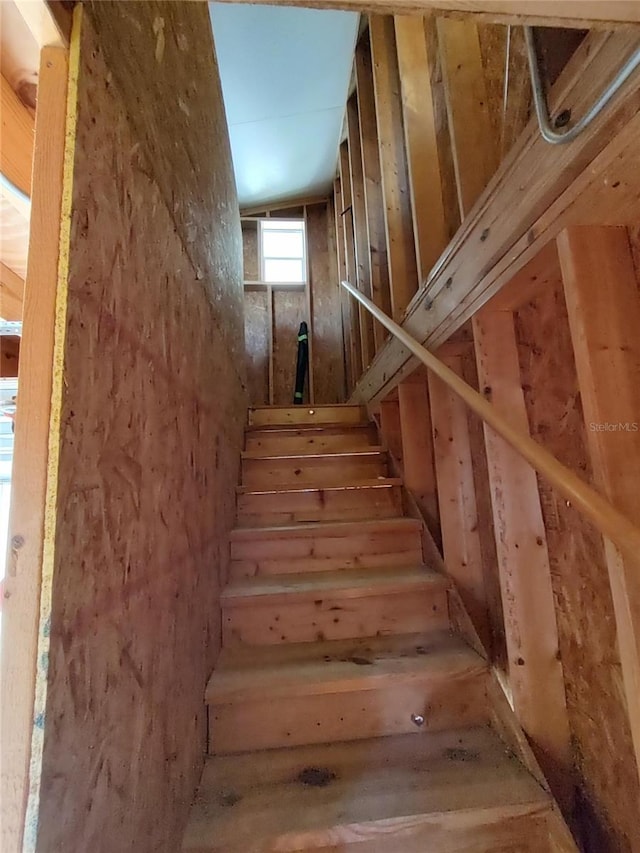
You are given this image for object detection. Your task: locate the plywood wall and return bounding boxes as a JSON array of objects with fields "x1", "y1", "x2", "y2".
[
  {"x1": 34, "y1": 5, "x2": 246, "y2": 852},
  {"x1": 515, "y1": 282, "x2": 640, "y2": 853},
  {"x1": 242, "y1": 201, "x2": 346, "y2": 405}
]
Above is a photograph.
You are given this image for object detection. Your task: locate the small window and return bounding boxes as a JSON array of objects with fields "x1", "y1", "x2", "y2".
[{"x1": 260, "y1": 219, "x2": 306, "y2": 283}]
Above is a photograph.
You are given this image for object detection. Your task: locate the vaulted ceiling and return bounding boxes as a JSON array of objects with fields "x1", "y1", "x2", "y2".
[{"x1": 209, "y1": 3, "x2": 359, "y2": 210}]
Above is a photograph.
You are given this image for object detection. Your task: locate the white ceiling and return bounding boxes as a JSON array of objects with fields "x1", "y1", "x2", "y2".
[{"x1": 209, "y1": 3, "x2": 359, "y2": 210}]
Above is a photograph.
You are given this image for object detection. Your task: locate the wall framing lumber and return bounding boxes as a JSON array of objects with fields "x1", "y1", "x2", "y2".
[
  {"x1": 397, "y1": 373, "x2": 439, "y2": 539},
  {"x1": 333, "y1": 177, "x2": 352, "y2": 396},
  {"x1": 473, "y1": 309, "x2": 572, "y2": 806},
  {"x1": 1, "y1": 262, "x2": 25, "y2": 321},
  {"x1": 346, "y1": 95, "x2": 376, "y2": 368},
  {"x1": 339, "y1": 141, "x2": 363, "y2": 384},
  {"x1": 557, "y1": 225, "x2": 640, "y2": 789},
  {"x1": 214, "y1": 0, "x2": 640, "y2": 29},
  {"x1": 350, "y1": 28, "x2": 640, "y2": 405},
  {"x1": 0, "y1": 44, "x2": 68, "y2": 853},
  {"x1": 427, "y1": 358, "x2": 489, "y2": 648},
  {"x1": 1, "y1": 73, "x2": 35, "y2": 197},
  {"x1": 354, "y1": 30, "x2": 391, "y2": 351},
  {"x1": 394, "y1": 15, "x2": 457, "y2": 280},
  {"x1": 437, "y1": 16, "x2": 498, "y2": 220},
  {"x1": 369, "y1": 14, "x2": 418, "y2": 322}
]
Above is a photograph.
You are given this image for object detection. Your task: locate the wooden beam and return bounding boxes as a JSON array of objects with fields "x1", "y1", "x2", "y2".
[
  {"x1": 333, "y1": 177, "x2": 352, "y2": 396},
  {"x1": 1, "y1": 263, "x2": 25, "y2": 321},
  {"x1": 557, "y1": 224, "x2": 640, "y2": 785},
  {"x1": 473, "y1": 309, "x2": 572, "y2": 804},
  {"x1": 347, "y1": 95, "x2": 376, "y2": 369},
  {"x1": 437, "y1": 16, "x2": 498, "y2": 220},
  {"x1": 427, "y1": 360, "x2": 491, "y2": 648},
  {"x1": 213, "y1": 0, "x2": 640, "y2": 29},
  {"x1": 1, "y1": 44, "x2": 69, "y2": 852},
  {"x1": 369, "y1": 15, "x2": 418, "y2": 322},
  {"x1": 398, "y1": 373, "x2": 439, "y2": 538},
  {"x1": 355, "y1": 31, "x2": 391, "y2": 350},
  {"x1": 339, "y1": 142, "x2": 363, "y2": 384},
  {"x1": 240, "y1": 195, "x2": 329, "y2": 217},
  {"x1": 350, "y1": 29, "x2": 640, "y2": 405},
  {"x1": 1, "y1": 74, "x2": 35, "y2": 197},
  {"x1": 394, "y1": 15, "x2": 458, "y2": 280}
]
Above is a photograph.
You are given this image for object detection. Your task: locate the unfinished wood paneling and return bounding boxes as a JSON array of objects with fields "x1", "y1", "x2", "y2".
[
  {"x1": 369, "y1": 14, "x2": 418, "y2": 321},
  {"x1": 273, "y1": 289, "x2": 306, "y2": 405},
  {"x1": 29, "y1": 6, "x2": 247, "y2": 853},
  {"x1": 515, "y1": 279, "x2": 640, "y2": 853},
  {"x1": 473, "y1": 309, "x2": 571, "y2": 804},
  {"x1": 1, "y1": 45, "x2": 68, "y2": 853},
  {"x1": 354, "y1": 30, "x2": 391, "y2": 350},
  {"x1": 394, "y1": 15, "x2": 459, "y2": 280},
  {"x1": 557, "y1": 226, "x2": 640, "y2": 834},
  {"x1": 308, "y1": 202, "x2": 346, "y2": 403},
  {"x1": 244, "y1": 289, "x2": 269, "y2": 405}
]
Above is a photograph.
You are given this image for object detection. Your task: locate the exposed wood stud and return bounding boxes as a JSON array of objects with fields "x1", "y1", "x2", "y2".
[
  {"x1": 1, "y1": 74, "x2": 35, "y2": 197},
  {"x1": 346, "y1": 95, "x2": 376, "y2": 368},
  {"x1": 369, "y1": 14, "x2": 419, "y2": 322},
  {"x1": 473, "y1": 309, "x2": 572, "y2": 804},
  {"x1": 339, "y1": 142, "x2": 364, "y2": 385},
  {"x1": 354, "y1": 30, "x2": 392, "y2": 350}
]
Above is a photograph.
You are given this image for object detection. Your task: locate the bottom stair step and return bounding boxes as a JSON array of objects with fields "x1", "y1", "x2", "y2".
[{"x1": 182, "y1": 726, "x2": 555, "y2": 852}]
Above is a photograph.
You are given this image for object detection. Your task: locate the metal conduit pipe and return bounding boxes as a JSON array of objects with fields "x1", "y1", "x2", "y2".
[{"x1": 524, "y1": 25, "x2": 640, "y2": 145}]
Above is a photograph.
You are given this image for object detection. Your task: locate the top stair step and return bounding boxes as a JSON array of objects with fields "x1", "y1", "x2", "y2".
[{"x1": 248, "y1": 404, "x2": 368, "y2": 427}]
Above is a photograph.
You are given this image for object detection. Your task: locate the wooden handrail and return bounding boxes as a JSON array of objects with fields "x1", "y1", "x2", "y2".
[{"x1": 341, "y1": 279, "x2": 640, "y2": 561}]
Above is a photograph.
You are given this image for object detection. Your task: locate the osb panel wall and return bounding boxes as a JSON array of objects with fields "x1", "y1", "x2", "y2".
[
  {"x1": 309, "y1": 201, "x2": 346, "y2": 403},
  {"x1": 515, "y1": 281, "x2": 639, "y2": 853},
  {"x1": 36, "y1": 6, "x2": 246, "y2": 853},
  {"x1": 245, "y1": 290, "x2": 269, "y2": 405}
]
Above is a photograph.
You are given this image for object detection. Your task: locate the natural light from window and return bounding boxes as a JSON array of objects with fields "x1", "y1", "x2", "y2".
[{"x1": 260, "y1": 219, "x2": 306, "y2": 283}]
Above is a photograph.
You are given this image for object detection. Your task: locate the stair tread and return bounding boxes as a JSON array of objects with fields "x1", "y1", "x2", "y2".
[
  {"x1": 237, "y1": 477, "x2": 402, "y2": 496},
  {"x1": 229, "y1": 516, "x2": 421, "y2": 541},
  {"x1": 221, "y1": 566, "x2": 446, "y2": 604},
  {"x1": 242, "y1": 447, "x2": 385, "y2": 461},
  {"x1": 207, "y1": 631, "x2": 485, "y2": 703},
  {"x1": 245, "y1": 422, "x2": 374, "y2": 434},
  {"x1": 182, "y1": 726, "x2": 551, "y2": 852}
]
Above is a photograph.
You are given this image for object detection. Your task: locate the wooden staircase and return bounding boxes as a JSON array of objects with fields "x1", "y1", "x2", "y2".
[{"x1": 182, "y1": 405, "x2": 576, "y2": 852}]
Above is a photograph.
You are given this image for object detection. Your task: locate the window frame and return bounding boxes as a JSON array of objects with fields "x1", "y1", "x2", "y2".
[{"x1": 258, "y1": 218, "x2": 307, "y2": 285}]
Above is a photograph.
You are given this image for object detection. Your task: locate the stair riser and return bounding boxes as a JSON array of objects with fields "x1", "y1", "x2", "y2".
[
  {"x1": 237, "y1": 486, "x2": 403, "y2": 527},
  {"x1": 249, "y1": 405, "x2": 366, "y2": 427},
  {"x1": 230, "y1": 528, "x2": 423, "y2": 570},
  {"x1": 245, "y1": 426, "x2": 378, "y2": 455},
  {"x1": 242, "y1": 455, "x2": 387, "y2": 488},
  {"x1": 208, "y1": 670, "x2": 488, "y2": 753},
  {"x1": 230, "y1": 549, "x2": 425, "y2": 579},
  {"x1": 222, "y1": 588, "x2": 449, "y2": 647}
]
